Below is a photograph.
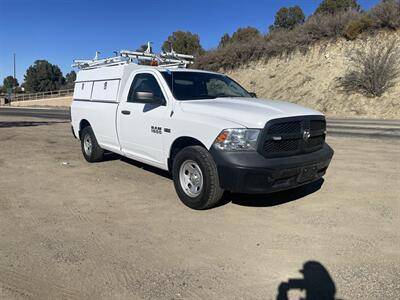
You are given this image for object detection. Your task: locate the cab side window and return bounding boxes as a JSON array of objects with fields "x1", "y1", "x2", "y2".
[{"x1": 127, "y1": 73, "x2": 165, "y2": 104}]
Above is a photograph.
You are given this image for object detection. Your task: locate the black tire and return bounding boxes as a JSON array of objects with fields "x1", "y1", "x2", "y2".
[
  {"x1": 172, "y1": 146, "x2": 224, "y2": 210},
  {"x1": 80, "y1": 126, "x2": 104, "y2": 162}
]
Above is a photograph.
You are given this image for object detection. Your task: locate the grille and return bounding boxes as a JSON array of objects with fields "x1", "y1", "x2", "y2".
[
  {"x1": 306, "y1": 135, "x2": 326, "y2": 149},
  {"x1": 267, "y1": 121, "x2": 301, "y2": 135},
  {"x1": 263, "y1": 139, "x2": 299, "y2": 153},
  {"x1": 310, "y1": 120, "x2": 326, "y2": 132},
  {"x1": 260, "y1": 117, "x2": 326, "y2": 158}
]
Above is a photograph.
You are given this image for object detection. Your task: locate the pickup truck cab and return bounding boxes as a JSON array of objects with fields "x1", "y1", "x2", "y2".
[{"x1": 71, "y1": 62, "x2": 333, "y2": 209}]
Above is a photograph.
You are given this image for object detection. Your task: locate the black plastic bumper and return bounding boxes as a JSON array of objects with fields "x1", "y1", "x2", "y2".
[{"x1": 210, "y1": 143, "x2": 334, "y2": 194}]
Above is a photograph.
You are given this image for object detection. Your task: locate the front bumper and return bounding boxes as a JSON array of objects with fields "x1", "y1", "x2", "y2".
[{"x1": 210, "y1": 143, "x2": 334, "y2": 194}]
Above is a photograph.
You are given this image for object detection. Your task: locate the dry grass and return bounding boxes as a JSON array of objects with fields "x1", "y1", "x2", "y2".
[{"x1": 338, "y1": 40, "x2": 400, "y2": 97}]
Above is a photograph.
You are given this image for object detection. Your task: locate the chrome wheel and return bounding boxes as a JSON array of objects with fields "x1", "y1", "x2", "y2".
[
  {"x1": 83, "y1": 134, "x2": 92, "y2": 156},
  {"x1": 179, "y1": 160, "x2": 204, "y2": 198}
]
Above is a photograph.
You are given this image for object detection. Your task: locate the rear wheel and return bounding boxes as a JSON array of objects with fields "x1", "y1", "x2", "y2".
[
  {"x1": 172, "y1": 146, "x2": 224, "y2": 210},
  {"x1": 80, "y1": 126, "x2": 104, "y2": 162}
]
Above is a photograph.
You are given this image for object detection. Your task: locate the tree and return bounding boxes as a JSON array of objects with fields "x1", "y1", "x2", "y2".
[
  {"x1": 218, "y1": 27, "x2": 261, "y2": 48},
  {"x1": 65, "y1": 71, "x2": 76, "y2": 88},
  {"x1": 218, "y1": 33, "x2": 231, "y2": 48},
  {"x1": 272, "y1": 6, "x2": 305, "y2": 30},
  {"x1": 136, "y1": 43, "x2": 153, "y2": 52},
  {"x1": 24, "y1": 60, "x2": 65, "y2": 92},
  {"x1": 3, "y1": 76, "x2": 19, "y2": 90},
  {"x1": 230, "y1": 27, "x2": 261, "y2": 44},
  {"x1": 162, "y1": 31, "x2": 203, "y2": 55},
  {"x1": 315, "y1": 0, "x2": 360, "y2": 15}
]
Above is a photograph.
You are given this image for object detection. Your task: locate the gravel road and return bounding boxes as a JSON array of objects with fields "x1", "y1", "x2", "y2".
[{"x1": 0, "y1": 115, "x2": 399, "y2": 299}]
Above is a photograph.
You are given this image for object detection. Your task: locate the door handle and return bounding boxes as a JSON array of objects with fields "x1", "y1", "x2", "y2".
[{"x1": 121, "y1": 110, "x2": 131, "y2": 115}]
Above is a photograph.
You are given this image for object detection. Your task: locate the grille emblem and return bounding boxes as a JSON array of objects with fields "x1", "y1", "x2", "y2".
[{"x1": 303, "y1": 129, "x2": 311, "y2": 141}]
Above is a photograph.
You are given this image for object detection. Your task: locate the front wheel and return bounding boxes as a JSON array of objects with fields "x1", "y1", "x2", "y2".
[{"x1": 172, "y1": 146, "x2": 224, "y2": 210}]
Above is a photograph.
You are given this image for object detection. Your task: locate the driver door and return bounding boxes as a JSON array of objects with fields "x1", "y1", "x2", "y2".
[{"x1": 117, "y1": 72, "x2": 169, "y2": 168}]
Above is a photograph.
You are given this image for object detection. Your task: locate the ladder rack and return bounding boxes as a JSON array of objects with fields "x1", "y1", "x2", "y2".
[{"x1": 72, "y1": 42, "x2": 195, "y2": 70}]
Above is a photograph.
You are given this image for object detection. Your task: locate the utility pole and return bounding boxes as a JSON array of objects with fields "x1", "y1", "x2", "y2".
[
  {"x1": 13, "y1": 53, "x2": 16, "y2": 80},
  {"x1": 12, "y1": 53, "x2": 16, "y2": 103}
]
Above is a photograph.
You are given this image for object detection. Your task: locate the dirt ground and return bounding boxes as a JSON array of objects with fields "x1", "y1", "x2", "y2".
[{"x1": 0, "y1": 115, "x2": 399, "y2": 299}]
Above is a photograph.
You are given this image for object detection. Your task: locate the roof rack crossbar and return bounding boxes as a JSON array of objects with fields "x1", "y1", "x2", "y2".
[{"x1": 73, "y1": 43, "x2": 195, "y2": 70}]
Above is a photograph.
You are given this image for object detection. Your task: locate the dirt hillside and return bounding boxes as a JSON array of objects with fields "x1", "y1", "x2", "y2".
[{"x1": 227, "y1": 31, "x2": 400, "y2": 119}]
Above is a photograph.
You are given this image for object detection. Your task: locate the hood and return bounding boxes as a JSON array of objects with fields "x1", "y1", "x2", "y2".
[{"x1": 178, "y1": 97, "x2": 323, "y2": 128}]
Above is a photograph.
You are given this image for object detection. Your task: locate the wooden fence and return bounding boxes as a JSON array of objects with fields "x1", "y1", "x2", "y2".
[{"x1": 11, "y1": 89, "x2": 74, "y2": 102}]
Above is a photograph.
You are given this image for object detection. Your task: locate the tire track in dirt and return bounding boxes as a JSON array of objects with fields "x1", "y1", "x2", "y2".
[
  {"x1": 64, "y1": 204, "x2": 128, "y2": 294},
  {"x1": 4, "y1": 190, "x2": 133, "y2": 297},
  {"x1": 1, "y1": 197, "x2": 101, "y2": 298},
  {"x1": 65, "y1": 202, "x2": 189, "y2": 298},
  {"x1": 0, "y1": 266, "x2": 83, "y2": 299}
]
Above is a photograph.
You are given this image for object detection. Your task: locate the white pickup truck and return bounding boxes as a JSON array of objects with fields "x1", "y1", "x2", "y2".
[{"x1": 71, "y1": 60, "x2": 333, "y2": 209}]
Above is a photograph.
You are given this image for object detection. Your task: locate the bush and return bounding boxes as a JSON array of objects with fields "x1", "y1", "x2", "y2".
[
  {"x1": 218, "y1": 27, "x2": 261, "y2": 48},
  {"x1": 315, "y1": 0, "x2": 360, "y2": 15},
  {"x1": 195, "y1": 10, "x2": 359, "y2": 71},
  {"x1": 195, "y1": 36, "x2": 267, "y2": 71},
  {"x1": 195, "y1": 1, "x2": 400, "y2": 73},
  {"x1": 344, "y1": 14, "x2": 375, "y2": 40},
  {"x1": 301, "y1": 10, "x2": 359, "y2": 40},
  {"x1": 338, "y1": 40, "x2": 400, "y2": 97},
  {"x1": 264, "y1": 10, "x2": 358, "y2": 57},
  {"x1": 370, "y1": 0, "x2": 400, "y2": 30}
]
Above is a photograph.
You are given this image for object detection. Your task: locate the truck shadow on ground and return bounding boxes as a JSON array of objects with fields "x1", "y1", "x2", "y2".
[
  {"x1": 0, "y1": 121, "x2": 68, "y2": 128},
  {"x1": 220, "y1": 179, "x2": 324, "y2": 208},
  {"x1": 276, "y1": 260, "x2": 337, "y2": 300},
  {"x1": 113, "y1": 154, "x2": 172, "y2": 179},
  {"x1": 111, "y1": 153, "x2": 324, "y2": 207}
]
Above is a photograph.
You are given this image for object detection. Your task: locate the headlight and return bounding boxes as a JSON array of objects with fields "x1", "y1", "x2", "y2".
[{"x1": 213, "y1": 129, "x2": 260, "y2": 151}]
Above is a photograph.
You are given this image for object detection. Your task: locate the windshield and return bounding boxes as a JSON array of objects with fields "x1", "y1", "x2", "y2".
[{"x1": 161, "y1": 71, "x2": 251, "y2": 100}]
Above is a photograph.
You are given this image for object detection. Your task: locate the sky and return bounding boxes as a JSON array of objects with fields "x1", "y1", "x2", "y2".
[{"x1": 0, "y1": 0, "x2": 378, "y2": 83}]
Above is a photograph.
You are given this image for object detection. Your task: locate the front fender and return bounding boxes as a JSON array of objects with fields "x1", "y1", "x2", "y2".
[{"x1": 166, "y1": 110, "x2": 245, "y2": 151}]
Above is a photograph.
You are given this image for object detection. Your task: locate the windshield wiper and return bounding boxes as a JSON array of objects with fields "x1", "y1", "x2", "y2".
[{"x1": 213, "y1": 94, "x2": 236, "y2": 98}]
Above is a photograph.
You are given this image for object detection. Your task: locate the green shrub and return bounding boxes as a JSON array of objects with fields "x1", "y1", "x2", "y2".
[
  {"x1": 195, "y1": 37, "x2": 267, "y2": 71},
  {"x1": 195, "y1": 10, "x2": 358, "y2": 71},
  {"x1": 195, "y1": 1, "x2": 400, "y2": 72},
  {"x1": 344, "y1": 15, "x2": 375, "y2": 40},
  {"x1": 218, "y1": 27, "x2": 261, "y2": 48},
  {"x1": 302, "y1": 10, "x2": 359, "y2": 40},
  {"x1": 315, "y1": 0, "x2": 361, "y2": 15},
  {"x1": 338, "y1": 40, "x2": 400, "y2": 97}
]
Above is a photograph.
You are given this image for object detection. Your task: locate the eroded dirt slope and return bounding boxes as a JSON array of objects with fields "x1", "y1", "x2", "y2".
[{"x1": 228, "y1": 31, "x2": 400, "y2": 119}]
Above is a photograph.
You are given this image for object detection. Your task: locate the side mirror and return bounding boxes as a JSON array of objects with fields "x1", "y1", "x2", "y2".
[
  {"x1": 135, "y1": 91, "x2": 161, "y2": 104},
  {"x1": 249, "y1": 92, "x2": 257, "y2": 98}
]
